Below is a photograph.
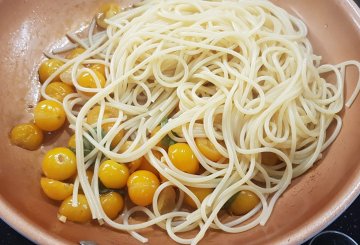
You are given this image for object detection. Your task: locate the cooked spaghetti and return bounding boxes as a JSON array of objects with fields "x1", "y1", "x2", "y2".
[{"x1": 35, "y1": 0, "x2": 360, "y2": 244}]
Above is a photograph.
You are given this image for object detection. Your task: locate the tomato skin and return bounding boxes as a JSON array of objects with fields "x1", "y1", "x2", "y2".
[
  {"x1": 45, "y1": 82, "x2": 74, "y2": 102},
  {"x1": 168, "y1": 143, "x2": 199, "y2": 174},
  {"x1": 38, "y1": 59, "x2": 64, "y2": 83},
  {"x1": 10, "y1": 123, "x2": 43, "y2": 150},
  {"x1": 127, "y1": 170, "x2": 160, "y2": 206},
  {"x1": 90, "y1": 63, "x2": 106, "y2": 76},
  {"x1": 100, "y1": 192, "x2": 124, "y2": 219},
  {"x1": 66, "y1": 47, "x2": 85, "y2": 59},
  {"x1": 77, "y1": 70, "x2": 106, "y2": 97},
  {"x1": 195, "y1": 138, "x2": 222, "y2": 162},
  {"x1": 98, "y1": 160, "x2": 129, "y2": 189},
  {"x1": 228, "y1": 190, "x2": 260, "y2": 216},
  {"x1": 96, "y1": 3, "x2": 121, "y2": 28},
  {"x1": 42, "y1": 147, "x2": 77, "y2": 181},
  {"x1": 34, "y1": 100, "x2": 66, "y2": 131},
  {"x1": 40, "y1": 177, "x2": 74, "y2": 201},
  {"x1": 58, "y1": 194, "x2": 92, "y2": 223},
  {"x1": 184, "y1": 187, "x2": 213, "y2": 208}
]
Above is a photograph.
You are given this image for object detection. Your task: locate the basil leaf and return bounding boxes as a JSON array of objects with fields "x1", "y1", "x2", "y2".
[
  {"x1": 161, "y1": 135, "x2": 176, "y2": 148},
  {"x1": 83, "y1": 136, "x2": 94, "y2": 152},
  {"x1": 160, "y1": 117, "x2": 168, "y2": 128},
  {"x1": 159, "y1": 117, "x2": 177, "y2": 148},
  {"x1": 68, "y1": 135, "x2": 94, "y2": 157}
]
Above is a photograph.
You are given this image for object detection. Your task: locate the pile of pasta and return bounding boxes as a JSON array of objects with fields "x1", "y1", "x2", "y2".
[{"x1": 11, "y1": 0, "x2": 359, "y2": 244}]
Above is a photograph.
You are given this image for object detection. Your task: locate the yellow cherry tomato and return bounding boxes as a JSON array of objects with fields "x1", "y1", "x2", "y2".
[
  {"x1": 86, "y1": 105, "x2": 118, "y2": 125},
  {"x1": 34, "y1": 100, "x2": 66, "y2": 131},
  {"x1": 58, "y1": 194, "x2": 92, "y2": 223},
  {"x1": 38, "y1": 59, "x2": 64, "y2": 83},
  {"x1": 102, "y1": 122, "x2": 125, "y2": 148},
  {"x1": 40, "y1": 177, "x2": 74, "y2": 201},
  {"x1": 42, "y1": 147, "x2": 77, "y2": 181},
  {"x1": 127, "y1": 161, "x2": 143, "y2": 174},
  {"x1": 184, "y1": 187, "x2": 213, "y2": 208},
  {"x1": 66, "y1": 47, "x2": 86, "y2": 59},
  {"x1": 10, "y1": 123, "x2": 43, "y2": 150},
  {"x1": 195, "y1": 138, "x2": 222, "y2": 162},
  {"x1": 77, "y1": 70, "x2": 106, "y2": 97},
  {"x1": 100, "y1": 192, "x2": 124, "y2": 219},
  {"x1": 45, "y1": 82, "x2": 74, "y2": 102},
  {"x1": 139, "y1": 159, "x2": 159, "y2": 176},
  {"x1": 98, "y1": 160, "x2": 129, "y2": 189},
  {"x1": 90, "y1": 63, "x2": 106, "y2": 76},
  {"x1": 168, "y1": 143, "x2": 199, "y2": 174},
  {"x1": 68, "y1": 134, "x2": 76, "y2": 150},
  {"x1": 118, "y1": 141, "x2": 143, "y2": 173},
  {"x1": 139, "y1": 151, "x2": 161, "y2": 176},
  {"x1": 96, "y1": 3, "x2": 121, "y2": 28},
  {"x1": 127, "y1": 170, "x2": 160, "y2": 206},
  {"x1": 262, "y1": 152, "x2": 280, "y2": 166},
  {"x1": 228, "y1": 190, "x2": 260, "y2": 216}
]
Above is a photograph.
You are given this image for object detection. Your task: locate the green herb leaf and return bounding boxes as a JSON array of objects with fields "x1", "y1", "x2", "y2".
[
  {"x1": 69, "y1": 147, "x2": 76, "y2": 154},
  {"x1": 67, "y1": 135, "x2": 94, "y2": 157},
  {"x1": 159, "y1": 117, "x2": 177, "y2": 148},
  {"x1": 161, "y1": 135, "x2": 176, "y2": 148},
  {"x1": 83, "y1": 136, "x2": 94, "y2": 152},
  {"x1": 160, "y1": 117, "x2": 168, "y2": 128}
]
